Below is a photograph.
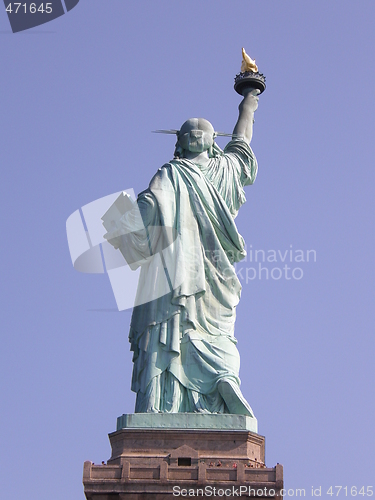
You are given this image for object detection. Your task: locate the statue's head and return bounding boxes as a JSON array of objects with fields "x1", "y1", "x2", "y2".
[{"x1": 177, "y1": 118, "x2": 215, "y2": 155}]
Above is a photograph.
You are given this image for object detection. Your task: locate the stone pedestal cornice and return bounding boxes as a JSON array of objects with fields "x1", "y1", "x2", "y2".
[{"x1": 83, "y1": 419, "x2": 283, "y2": 499}]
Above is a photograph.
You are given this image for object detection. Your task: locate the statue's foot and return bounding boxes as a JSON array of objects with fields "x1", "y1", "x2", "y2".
[{"x1": 217, "y1": 379, "x2": 255, "y2": 418}]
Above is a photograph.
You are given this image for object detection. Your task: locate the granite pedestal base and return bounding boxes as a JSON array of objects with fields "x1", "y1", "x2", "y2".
[{"x1": 83, "y1": 414, "x2": 283, "y2": 499}]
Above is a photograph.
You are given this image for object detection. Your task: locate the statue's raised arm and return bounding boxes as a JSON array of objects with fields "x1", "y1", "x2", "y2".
[{"x1": 233, "y1": 88, "x2": 259, "y2": 143}]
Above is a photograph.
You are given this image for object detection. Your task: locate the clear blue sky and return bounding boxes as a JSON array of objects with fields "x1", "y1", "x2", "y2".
[{"x1": 1, "y1": 1, "x2": 374, "y2": 498}]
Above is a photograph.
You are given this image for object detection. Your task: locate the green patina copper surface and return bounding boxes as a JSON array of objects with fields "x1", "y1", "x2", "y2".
[
  {"x1": 104, "y1": 91, "x2": 260, "y2": 421},
  {"x1": 117, "y1": 412, "x2": 258, "y2": 433}
]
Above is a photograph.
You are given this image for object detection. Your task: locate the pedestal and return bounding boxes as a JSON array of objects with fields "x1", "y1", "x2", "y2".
[{"x1": 83, "y1": 414, "x2": 283, "y2": 499}]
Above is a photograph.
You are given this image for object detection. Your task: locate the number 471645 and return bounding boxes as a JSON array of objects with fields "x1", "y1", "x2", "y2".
[
  {"x1": 5, "y1": 3, "x2": 53, "y2": 14},
  {"x1": 327, "y1": 486, "x2": 373, "y2": 497}
]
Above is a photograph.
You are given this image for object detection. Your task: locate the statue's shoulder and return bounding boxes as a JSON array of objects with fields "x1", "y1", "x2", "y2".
[
  {"x1": 150, "y1": 162, "x2": 173, "y2": 178},
  {"x1": 224, "y1": 138, "x2": 252, "y2": 154},
  {"x1": 149, "y1": 161, "x2": 178, "y2": 190}
]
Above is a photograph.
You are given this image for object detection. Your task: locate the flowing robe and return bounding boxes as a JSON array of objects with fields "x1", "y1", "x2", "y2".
[{"x1": 118, "y1": 139, "x2": 257, "y2": 413}]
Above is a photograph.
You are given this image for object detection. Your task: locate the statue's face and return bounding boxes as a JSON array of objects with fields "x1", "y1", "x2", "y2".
[{"x1": 178, "y1": 118, "x2": 214, "y2": 154}]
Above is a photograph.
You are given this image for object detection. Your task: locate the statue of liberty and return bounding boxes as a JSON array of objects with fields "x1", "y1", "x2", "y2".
[{"x1": 104, "y1": 52, "x2": 262, "y2": 417}]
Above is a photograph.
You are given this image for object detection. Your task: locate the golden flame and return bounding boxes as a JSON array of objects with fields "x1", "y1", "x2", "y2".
[{"x1": 241, "y1": 48, "x2": 258, "y2": 73}]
